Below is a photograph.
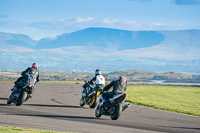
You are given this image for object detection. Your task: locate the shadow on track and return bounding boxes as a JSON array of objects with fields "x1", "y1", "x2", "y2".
[
  {"x1": 0, "y1": 104, "x2": 9, "y2": 106},
  {"x1": 0, "y1": 97, "x2": 8, "y2": 100},
  {"x1": 25, "y1": 104, "x2": 81, "y2": 109},
  {"x1": 0, "y1": 98, "x2": 9, "y2": 106},
  {"x1": 10, "y1": 113, "x2": 97, "y2": 120},
  {"x1": 160, "y1": 126, "x2": 200, "y2": 131}
]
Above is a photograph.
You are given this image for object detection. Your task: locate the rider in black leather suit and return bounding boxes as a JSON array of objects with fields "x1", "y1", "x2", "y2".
[{"x1": 102, "y1": 76, "x2": 127, "y2": 110}]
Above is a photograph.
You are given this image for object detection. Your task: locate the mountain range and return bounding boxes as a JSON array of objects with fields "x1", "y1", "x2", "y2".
[
  {"x1": 0, "y1": 27, "x2": 200, "y2": 73},
  {"x1": 36, "y1": 28, "x2": 165, "y2": 50}
]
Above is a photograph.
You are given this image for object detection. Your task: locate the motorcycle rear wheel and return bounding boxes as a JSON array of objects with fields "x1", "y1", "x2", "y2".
[
  {"x1": 110, "y1": 102, "x2": 122, "y2": 120},
  {"x1": 89, "y1": 95, "x2": 97, "y2": 108},
  {"x1": 15, "y1": 91, "x2": 27, "y2": 106}
]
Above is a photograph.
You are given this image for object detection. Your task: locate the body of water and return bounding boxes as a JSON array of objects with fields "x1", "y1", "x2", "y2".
[{"x1": 151, "y1": 80, "x2": 200, "y2": 85}]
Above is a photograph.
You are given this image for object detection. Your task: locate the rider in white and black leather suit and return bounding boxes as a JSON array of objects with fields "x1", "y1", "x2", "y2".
[{"x1": 82, "y1": 69, "x2": 105, "y2": 97}]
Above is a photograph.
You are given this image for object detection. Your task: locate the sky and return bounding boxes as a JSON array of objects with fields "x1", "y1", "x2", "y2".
[{"x1": 0, "y1": 0, "x2": 200, "y2": 40}]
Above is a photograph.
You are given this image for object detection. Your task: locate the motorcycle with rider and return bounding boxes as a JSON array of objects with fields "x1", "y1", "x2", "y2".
[
  {"x1": 7, "y1": 63, "x2": 39, "y2": 106},
  {"x1": 80, "y1": 69, "x2": 105, "y2": 108},
  {"x1": 95, "y1": 76, "x2": 130, "y2": 120}
]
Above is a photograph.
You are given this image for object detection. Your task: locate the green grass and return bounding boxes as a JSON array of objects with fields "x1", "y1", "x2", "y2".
[
  {"x1": 0, "y1": 79, "x2": 15, "y2": 81},
  {"x1": 0, "y1": 126, "x2": 74, "y2": 133},
  {"x1": 125, "y1": 85, "x2": 200, "y2": 116}
]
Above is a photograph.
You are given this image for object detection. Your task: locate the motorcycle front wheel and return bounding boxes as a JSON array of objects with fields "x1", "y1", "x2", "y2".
[
  {"x1": 80, "y1": 98, "x2": 85, "y2": 107},
  {"x1": 7, "y1": 91, "x2": 14, "y2": 104},
  {"x1": 95, "y1": 105, "x2": 102, "y2": 118},
  {"x1": 7, "y1": 99, "x2": 12, "y2": 104},
  {"x1": 110, "y1": 102, "x2": 122, "y2": 120}
]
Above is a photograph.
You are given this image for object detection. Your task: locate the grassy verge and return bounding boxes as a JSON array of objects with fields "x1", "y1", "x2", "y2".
[
  {"x1": 0, "y1": 126, "x2": 73, "y2": 133},
  {"x1": 0, "y1": 79, "x2": 15, "y2": 82},
  {"x1": 125, "y1": 85, "x2": 200, "y2": 116}
]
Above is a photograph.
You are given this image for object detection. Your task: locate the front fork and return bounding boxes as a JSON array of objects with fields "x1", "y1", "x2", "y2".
[{"x1": 9, "y1": 87, "x2": 18, "y2": 100}]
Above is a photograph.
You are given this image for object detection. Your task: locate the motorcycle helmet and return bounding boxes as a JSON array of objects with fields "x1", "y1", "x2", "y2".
[
  {"x1": 95, "y1": 69, "x2": 102, "y2": 76},
  {"x1": 119, "y1": 76, "x2": 127, "y2": 83},
  {"x1": 32, "y1": 63, "x2": 38, "y2": 69}
]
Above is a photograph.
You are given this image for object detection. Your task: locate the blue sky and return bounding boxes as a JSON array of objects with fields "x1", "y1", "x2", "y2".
[{"x1": 0, "y1": 0, "x2": 200, "y2": 40}]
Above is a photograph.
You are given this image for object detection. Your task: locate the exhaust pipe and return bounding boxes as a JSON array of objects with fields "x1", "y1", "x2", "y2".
[{"x1": 122, "y1": 103, "x2": 130, "y2": 112}]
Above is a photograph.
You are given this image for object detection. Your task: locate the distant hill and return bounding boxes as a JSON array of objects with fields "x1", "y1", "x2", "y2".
[
  {"x1": 0, "y1": 28, "x2": 200, "y2": 73},
  {"x1": 1, "y1": 28, "x2": 200, "y2": 52},
  {"x1": 36, "y1": 28, "x2": 165, "y2": 50},
  {"x1": 103, "y1": 70, "x2": 200, "y2": 83},
  {"x1": 0, "y1": 32, "x2": 37, "y2": 51}
]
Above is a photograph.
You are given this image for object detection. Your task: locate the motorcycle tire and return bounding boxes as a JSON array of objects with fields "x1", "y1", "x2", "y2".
[
  {"x1": 7, "y1": 99, "x2": 12, "y2": 104},
  {"x1": 110, "y1": 102, "x2": 122, "y2": 120},
  {"x1": 15, "y1": 91, "x2": 27, "y2": 106},
  {"x1": 7, "y1": 92, "x2": 14, "y2": 104},
  {"x1": 80, "y1": 98, "x2": 85, "y2": 107},
  {"x1": 25, "y1": 94, "x2": 30, "y2": 102},
  {"x1": 95, "y1": 105, "x2": 102, "y2": 118},
  {"x1": 89, "y1": 95, "x2": 98, "y2": 108}
]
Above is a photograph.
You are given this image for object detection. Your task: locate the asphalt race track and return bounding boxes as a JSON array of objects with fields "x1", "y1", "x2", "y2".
[{"x1": 0, "y1": 81, "x2": 200, "y2": 133}]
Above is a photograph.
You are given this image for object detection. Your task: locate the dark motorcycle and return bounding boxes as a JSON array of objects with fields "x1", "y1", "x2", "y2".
[
  {"x1": 80, "y1": 81, "x2": 102, "y2": 108},
  {"x1": 7, "y1": 84, "x2": 33, "y2": 106},
  {"x1": 95, "y1": 93, "x2": 130, "y2": 120}
]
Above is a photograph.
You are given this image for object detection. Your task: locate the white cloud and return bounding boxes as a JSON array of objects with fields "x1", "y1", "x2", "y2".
[
  {"x1": 102, "y1": 19, "x2": 113, "y2": 24},
  {"x1": 102, "y1": 18, "x2": 137, "y2": 25},
  {"x1": 1, "y1": 17, "x2": 200, "y2": 40},
  {"x1": 102, "y1": 18, "x2": 120, "y2": 24},
  {"x1": 151, "y1": 23, "x2": 165, "y2": 26},
  {"x1": 75, "y1": 17, "x2": 95, "y2": 23}
]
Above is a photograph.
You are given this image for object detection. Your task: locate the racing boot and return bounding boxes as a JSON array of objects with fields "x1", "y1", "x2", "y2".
[
  {"x1": 88, "y1": 97, "x2": 93, "y2": 103},
  {"x1": 104, "y1": 102, "x2": 110, "y2": 111},
  {"x1": 10, "y1": 86, "x2": 17, "y2": 91},
  {"x1": 82, "y1": 92, "x2": 86, "y2": 98},
  {"x1": 29, "y1": 93, "x2": 33, "y2": 98},
  {"x1": 82, "y1": 89, "x2": 87, "y2": 98},
  {"x1": 29, "y1": 90, "x2": 33, "y2": 98},
  {"x1": 10, "y1": 87, "x2": 14, "y2": 91}
]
